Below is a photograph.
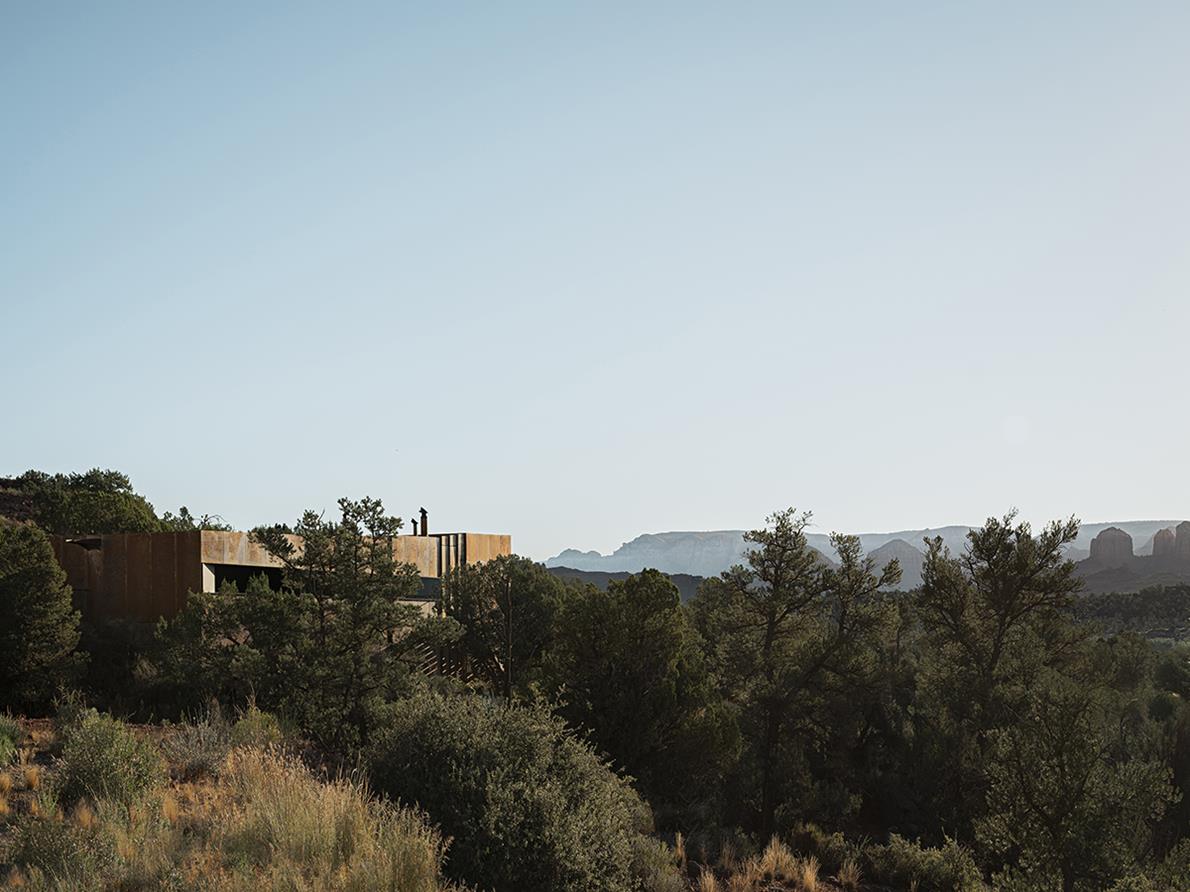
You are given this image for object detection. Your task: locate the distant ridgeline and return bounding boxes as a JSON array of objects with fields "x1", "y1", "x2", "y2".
[
  {"x1": 547, "y1": 520, "x2": 1190, "y2": 595},
  {"x1": 545, "y1": 527, "x2": 974, "y2": 589}
]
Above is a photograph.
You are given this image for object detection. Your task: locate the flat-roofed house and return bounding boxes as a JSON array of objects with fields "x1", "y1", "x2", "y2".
[{"x1": 50, "y1": 528, "x2": 511, "y2": 622}]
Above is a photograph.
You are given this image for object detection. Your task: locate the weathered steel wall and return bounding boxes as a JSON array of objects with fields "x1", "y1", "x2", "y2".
[{"x1": 51, "y1": 532, "x2": 204, "y2": 621}]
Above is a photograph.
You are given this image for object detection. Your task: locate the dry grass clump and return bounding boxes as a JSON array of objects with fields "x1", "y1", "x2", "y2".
[
  {"x1": 837, "y1": 857, "x2": 862, "y2": 890},
  {"x1": 727, "y1": 865, "x2": 762, "y2": 891},
  {"x1": 28, "y1": 728, "x2": 54, "y2": 750},
  {"x1": 21, "y1": 767, "x2": 39, "y2": 792},
  {"x1": 717, "y1": 839, "x2": 738, "y2": 872},
  {"x1": 0, "y1": 773, "x2": 12, "y2": 797},
  {"x1": 68, "y1": 802, "x2": 96, "y2": 831},
  {"x1": 0, "y1": 743, "x2": 460, "y2": 892},
  {"x1": 696, "y1": 841, "x2": 829, "y2": 892},
  {"x1": 759, "y1": 836, "x2": 797, "y2": 879},
  {"x1": 160, "y1": 792, "x2": 181, "y2": 824},
  {"x1": 218, "y1": 747, "x2": 452, "y2": 891},
  {"x1": 797, "y1": 855, "x2": 820, "y2": 892}
]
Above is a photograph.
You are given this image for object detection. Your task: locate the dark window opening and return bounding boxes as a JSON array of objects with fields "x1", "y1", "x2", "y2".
[
  {"x1": 417, "y1": 576, "x2": 441, "y2": 601},
  {"x1": 208, "y1": 563, "x2": 284, "y2": 593}
]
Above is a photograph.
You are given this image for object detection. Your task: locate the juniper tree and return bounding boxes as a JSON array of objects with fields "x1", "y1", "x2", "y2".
[
  {"x1": 439, "y1": 554, "x2": 568, "y2": 700},
  {"x1": 249, "y1": 496, "x2": 460, "y2": 749},
  {"x1": 0, "y1": 520, "x2": 83, "y2": 708},
  {"x1": 13, "y1": 468, "x2": 159, "y2": 535},
  {"x1": 544, "y1": 569, "x2": 737, "y2": 825},
  {"x1": 912, "y1": 512, "x2": 1087, "y2": 835},
  {"x1": 692, "y1": 509, "x2": 900, "y2": 836},
  {"x1": 977, "y1": 672, "x2": 1175, "y2": 892}
]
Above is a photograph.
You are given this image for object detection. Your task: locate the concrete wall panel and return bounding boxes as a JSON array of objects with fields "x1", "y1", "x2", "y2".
[
  {"x1": 200, "y1": 531, "x2": 280, "y2": 567},
  {"x1": 463, "y1": 534, "x2": 512, "y2": 564},
  {"x1": 393, "y1": 537, "x2": 438, "y2": 576}
]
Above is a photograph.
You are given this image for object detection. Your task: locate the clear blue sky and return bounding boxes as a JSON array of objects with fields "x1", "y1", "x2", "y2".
[{"x1": 3, "y1": 2, "x2": 1188, "y2": 559}]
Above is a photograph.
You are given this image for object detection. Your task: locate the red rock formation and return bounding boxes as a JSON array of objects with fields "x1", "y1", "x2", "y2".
[
  {"x1": 1178, "y1": 522, "x2": 1190, "y2": 560},
  {"x1": 1154, "y1": 527, "x2": 1177, "y2": 558},
  {"x1": 1089, "y1": 527, "x2": 1134, "y2": 568}
]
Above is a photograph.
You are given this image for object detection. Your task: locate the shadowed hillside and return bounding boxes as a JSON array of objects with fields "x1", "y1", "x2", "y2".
[{"x1": 548, "y1": 566, "x2": 705, "y2": 601}]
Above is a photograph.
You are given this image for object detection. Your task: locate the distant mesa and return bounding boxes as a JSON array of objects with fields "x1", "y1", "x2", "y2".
[
  {"x1": 543, "y1": 527, "x2": 977, "y2": 588},
  {"x1": 551, "y1": 548, "x2": 604, "y2": 564},
  {"x1": 548, "y1": 520, "x2": 1190, "y2": 596},
  {"x1": 1088, "y1": 527, "x2": 1133, "y2": 568},
  {"x1": 546, "y1": 531, "x2": 761, "y2": 578}
]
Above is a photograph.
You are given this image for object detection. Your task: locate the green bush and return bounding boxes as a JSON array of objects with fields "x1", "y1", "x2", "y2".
[
  {"x1": 230, "y1": 703, "x2": 289, "y2": 749},
  {"x1": 369, "y1": 692, "x2": 650, "y2": 892},
  {"x1": 864, "y1": 834, "x2": 984, "y2": 892},
  {"x1": 789, "y1": 823, "x2": 855, "y2": 873},
  {"x1": 56, "y1": 712, "x2": 164, "y2": 806},
  {"x1": 1147, "y1": 839, "x2": 1190, "y2": 890},
  {"x1": 0, "y1": 713, "x2": 21, "y2": 765},
  {"x1": 1106, "y1": 876, "x2": 1156, "y2": 892},
  {"x1": 52, "y1": 690, "x2": 92, "y2": 741},
  {"x1": 630, "y1": 836, "x2": 686, "y2": 892},
  {"x1": 791, "y1": 823, "x2": 984, "y2": 892},
  {"x1": 4, "y1": 812, "x2": 117, "y2": 883}
]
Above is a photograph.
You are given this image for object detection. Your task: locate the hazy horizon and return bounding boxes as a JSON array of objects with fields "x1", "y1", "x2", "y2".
[{"x1": 4, "y1": 3, "x2": 1188, "y2": 560}]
